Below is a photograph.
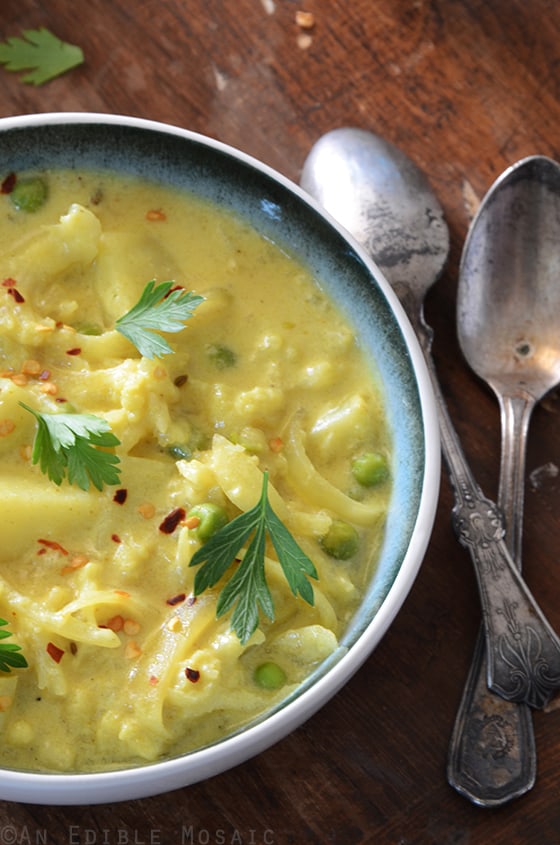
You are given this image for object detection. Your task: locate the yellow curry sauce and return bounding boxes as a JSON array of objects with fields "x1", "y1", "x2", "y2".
[{"x1": 0, "y1": 169, "x2": 391, "y2": 771}]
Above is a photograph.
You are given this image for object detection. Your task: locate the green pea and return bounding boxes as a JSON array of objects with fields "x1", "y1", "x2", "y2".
[
  {"x1": 10, "y1": 177, "x2": 48, "y2": 213},
  {"x1": 187, "y1": 502, "x2": 228, "y2": 541},
  {"x1": 207, "y1": 343, "x2": 237, "y2": 370},
  {"x1": 254, "y1": 661, "x2": 287, "y2": 690},
  {"x1": 165, "y1": 444, "x2": 193, "y2": 461},
  {"x1": 351, "y1": 451, "x2": 389, "y2": 487},
  {"x1": 320, "y1": 520, "x2": 359, "y2": 560}
]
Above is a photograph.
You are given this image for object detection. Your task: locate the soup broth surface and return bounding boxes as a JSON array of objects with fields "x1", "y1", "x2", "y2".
[{"x1": 0, "y1": 169, "x2": 391, "y2": 771}]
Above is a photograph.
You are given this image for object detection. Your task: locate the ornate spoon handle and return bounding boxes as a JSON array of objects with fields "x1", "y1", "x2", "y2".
[
  {"x1": 447, "y1": 628, "x2": 535, "y2": 805},
  {"x1": 403, "y1": 297, "x2": 560, "y2": 709},
  {"x1": 448, "y1": 393, "x2": 536, "y2": 805}
]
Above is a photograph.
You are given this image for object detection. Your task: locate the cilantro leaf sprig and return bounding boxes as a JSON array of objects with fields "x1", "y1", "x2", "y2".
[
  {"x1": 115, "y1": 280, "x2": 204, "y2": 359},
  {"x1": 0, "y1": 619, "x2": 28, "y2": 673},
  {"x1": 190, "y1": 472, "x2": 318, "y2": 644},
  {"x1": 20, "y1": 403, "x2": 121, "y2": 492},
  {"x1": 0, "y1": 28, "x2": 84, "y2": 86}
]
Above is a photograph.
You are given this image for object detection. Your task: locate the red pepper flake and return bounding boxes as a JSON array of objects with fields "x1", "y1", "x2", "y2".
[
  {"x1": 159, "y1": 507, "x2": 186, "y2": 534},
  {"x1": 111, "y1": 533, "x2": 122, "y2": 543},
  {"x1": 149, "y1": 675, "x2": 159, "y2": 686},
  {"x1": 105, "y1": 615, "x2": 124, "y2": 633},
  {"x1": 113, "y1": 488, "x2": 128, "y2": 505},
  {"x1": 66, "y1": 347, "x2": 82, "y2": 356},
  {"x1": 166, "y1": 593, "x2": 186, "y2": 607},
  {"x1": 185, "y1": 667, "x2": 200, "y2": 683},
  {"x1": 38, "y1": 538, "x2": 69, "y2": 556},
  {"x1": 2, "y1": 277, "x2": 17, "y2": 287},
  {"x1": 36, "y1": 548, "x2": 47, "y2": 556},
  {"x1": 146, "y1": 209, "x2": 167, "y2": 221},
  {"x1": 173, "y1": 374, "x2": 188, "y2": 387},
  {"x1": 46, "y1": 642, "x2": 65, "y2": 664},
  {"x1": 6, "y1": 286, "x2": 24, "y2": 303},
  {"x1": 55, "y1": 397, "x2": 68, "y2": 403},
  {"x1": 1, "y1": 173, "x2": 16, "y2": 194}
]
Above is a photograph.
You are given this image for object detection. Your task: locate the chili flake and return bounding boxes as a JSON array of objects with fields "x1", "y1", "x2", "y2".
[
  {"x1": 105, "y1": 615, "x2": 124, "y2": 633},
  {"x1": 66, "y1": 347, "x2": 82, "y2": 356},
  {"x1": 113, "y1": 488, "x2": 128, "y2": 505},
  {"x1": 61, "y1": 553, "x2": 88, "y2": 575},
  {"x1": 124, "y1": 640, "x2": 142, "y2": 659},
  {"x1": 185, "y1": 667, "x2": 200, "y2": 683},
  {"x1": 138, "y1": 502, "x2": 155, "y2": 519},
  {"x1": 123, "y1": 618, "x2": 140, "y2": 636},
  {"x1": 21, "y1": 359, "x2": 42, "y2": 376},
  {"x1": 0, "y1": 419, "x2": 15, "y2": 437},
  {"x1": 1, "y1": 173, "x2": 16, "y2": 194},
  {"x1": 6, "y1": 286, "x2": 24, "y2": 303},
  {"x1": 173, "y1": 374, "x2": 188, "y2": 387},
  {"x1": 61, "y1": 554, "x2": 88, "y2": 576},
  {"x1": 166, "y1": 593, "x2": 186, "y2": 606},
  {"x1": 146, "y1": 209, "x2": 167, "y2": 221},
  {"x1": 38, "y1": 538, "x2": 69, "y2": 555},
  {"x1": 40, "y1": 381, "x2": 58, "y2": 395},
  {"x1": 46, "y1": 642, "x2": 65, "y2": 664},
  {"x1": 159, "y1": 507, "x2": 186, "y2": 534},
  {"x1": 111, "y1": 533, "x2": 122, "y2": 543}
]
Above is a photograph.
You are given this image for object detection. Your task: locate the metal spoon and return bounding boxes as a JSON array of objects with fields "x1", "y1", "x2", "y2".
[
  {"x1": 300, "y1": 129, "x2": 560, "y2": 705},
  {"x1": 448, "y1": 157, "x2": 560, "y2": 803}
]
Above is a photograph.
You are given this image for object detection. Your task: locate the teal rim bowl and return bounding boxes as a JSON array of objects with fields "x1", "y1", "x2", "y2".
[{"x1": 0, "y1": 113, "x2": 440, "y2": 804}]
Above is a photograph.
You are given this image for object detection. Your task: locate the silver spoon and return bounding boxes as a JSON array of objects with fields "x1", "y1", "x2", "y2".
[
  {"x1": 448, "y1": 156, "x2": 560, "y2": 803},
  {"x1": 300, "y1": 128, "x2": 560, "y2": 704}
]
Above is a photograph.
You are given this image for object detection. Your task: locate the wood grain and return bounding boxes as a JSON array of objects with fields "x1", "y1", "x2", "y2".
[{"x1": 0, "y1": 1, "x2": 559, "y2": 842}]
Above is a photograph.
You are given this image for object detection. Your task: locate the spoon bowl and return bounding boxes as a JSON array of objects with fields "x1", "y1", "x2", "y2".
[
  {"x1": 300, "y1": 127, "x2": 449, "y2": 311},
  {"x1": 459, "y1": 156, "x2": 560, "y2": 399}
]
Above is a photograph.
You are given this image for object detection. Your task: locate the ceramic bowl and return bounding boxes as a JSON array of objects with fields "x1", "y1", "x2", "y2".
[{"x1": 0, "y1": 113, "x2": 440, "y2": 804}]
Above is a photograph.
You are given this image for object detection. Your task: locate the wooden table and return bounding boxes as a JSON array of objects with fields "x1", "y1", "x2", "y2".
[{"x1": 1, "y1": 1, "x2": 560, "y2": 842}]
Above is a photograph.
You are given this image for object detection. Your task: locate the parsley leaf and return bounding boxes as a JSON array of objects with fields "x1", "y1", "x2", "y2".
[
  {"x1": 190, "y1": 472, "x2": 318, "y2": 644},
  {"x1": 115, "y1": 280, "x2": 204, "y2": 359},
  {"x1": 0, "y1": 28, "x2": 84, "y2": 86},
  {"x1": 0, "y1": 619, "x2": 27, "y2": 673},
  {"x1": 20, "y1": 403, "x2": 121, "y2": 491}
]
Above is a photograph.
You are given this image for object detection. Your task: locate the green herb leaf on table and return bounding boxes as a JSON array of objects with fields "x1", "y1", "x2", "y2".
[
  {"x1": 0, "y1": 619, "x2": 28, "y2": 673},
  {"x1": 20, "y1": 403, "x2": 121, "y2": 491},
  {"x1": 115, "y1": 280, "x2": 204, "y2": 359},
  {"x1": 0, "y1": 28, "x2": 84, "y2": 86},
  {"x1": 190, "y1": 471, "x2": 318, "y2": 645}
]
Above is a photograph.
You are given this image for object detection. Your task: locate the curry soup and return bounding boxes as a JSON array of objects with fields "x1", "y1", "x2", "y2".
[{"x1": 0, "y1": 169, "x2": 391, "y2": 771}]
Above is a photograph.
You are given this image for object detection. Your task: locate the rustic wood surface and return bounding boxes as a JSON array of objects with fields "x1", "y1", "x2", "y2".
[{"x1": 1, "y1": 1, "x2": 560, "y2": 842}]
